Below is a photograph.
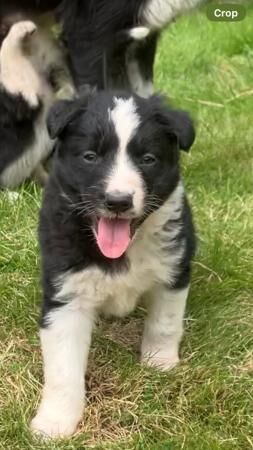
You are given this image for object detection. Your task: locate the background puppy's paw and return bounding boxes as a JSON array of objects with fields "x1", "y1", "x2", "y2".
[{"x1": 8, "y1": 21, "x2": 37, "y2": 44}]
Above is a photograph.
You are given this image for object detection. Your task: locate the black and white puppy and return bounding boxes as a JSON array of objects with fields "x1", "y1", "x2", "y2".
[
  {"x1": 0, "y1": 14, "x2": 74, "y2": 188},
  {"x1": 31, "y1": 90, "x2": 196, "y2": 438}
]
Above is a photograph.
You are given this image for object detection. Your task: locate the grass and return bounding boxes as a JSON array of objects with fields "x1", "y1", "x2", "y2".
[{"x1": 1, "y1": 4, "x2": 253, "y2": 449}]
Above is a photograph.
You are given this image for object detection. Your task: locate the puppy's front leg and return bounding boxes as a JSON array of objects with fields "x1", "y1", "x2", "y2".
[
  {"x1": 31, "y1": 303, "x2": 94, "y2": 438},
  {"x1": 141, "y1": 285, "x2": 189, "y2": 371},
  {"x1": 0, "y1": 21, "x2": 41, "y2": 107}
]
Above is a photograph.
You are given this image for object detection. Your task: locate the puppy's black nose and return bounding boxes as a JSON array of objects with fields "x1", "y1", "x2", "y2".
[{"x1": 105, "y1": 192, "x2": 133, "y2": 213}]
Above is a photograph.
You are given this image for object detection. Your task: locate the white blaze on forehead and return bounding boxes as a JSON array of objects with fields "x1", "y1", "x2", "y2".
[
  {"x1": 107, "y1": 97, "x2": 144, "y2": 215},
  {"x1": 110, "y1": 97, "x2": 140, "y2": 149}
]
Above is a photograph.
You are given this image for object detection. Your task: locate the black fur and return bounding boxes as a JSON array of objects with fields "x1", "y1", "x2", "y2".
[
  {"x1": 0, "y1": 89, "x2": 40, "y2": 177},
  {"x1": 0, "y1": 1, "x2": 60, "y2": 15},
  {"x1": 59, "y1": 0, "x2": 158, "y2": 90}
]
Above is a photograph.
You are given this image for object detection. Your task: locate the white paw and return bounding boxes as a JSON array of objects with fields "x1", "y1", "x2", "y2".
[
  {"x1": 141, "y1": 351, "x2": 179, "y2": 371},
  {"x1": 31, "y1": 412, "x2": 79, "y2": 439},
  {"x1": 8, "y1": 21, "x2": 37, "y2": 44},
  {"x1": 141, "y1": 339, "x2": 180, "y2": 371}
]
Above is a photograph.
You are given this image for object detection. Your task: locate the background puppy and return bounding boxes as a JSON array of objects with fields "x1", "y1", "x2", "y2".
[
  {"x1": 31, "y1": 90, "x2": 196, "y2": 438},
  {"x1": 0, "y1": 11, "x2": 74, "y2": 188},
  {"x1": 60, "y1": 0, "x2": 203, "y2": 93}
]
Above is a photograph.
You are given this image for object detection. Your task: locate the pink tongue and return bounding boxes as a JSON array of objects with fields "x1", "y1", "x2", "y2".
[{"x1": 97, "y1": 218, "x2": 131, "y2": 259}]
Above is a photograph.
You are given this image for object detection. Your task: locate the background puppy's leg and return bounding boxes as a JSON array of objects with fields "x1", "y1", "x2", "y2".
[
  {"x1": 0, "y1": 21, "x2": 41, "y2": 107},
  {"x1": 141, "y1": 285, "x2": 189, "y2": 371},
  {"x1": 127, "y1": 31, "x2": 158, "y2": 98},
  {"x1": 31, "y1": 303, "x2": 94, "y2": 438}
]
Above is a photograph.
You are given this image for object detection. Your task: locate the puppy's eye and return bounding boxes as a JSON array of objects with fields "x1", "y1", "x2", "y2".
[
  {"x1": 83, "y1": 151, "x2": 97, "y2": 163},
  {"x1": 141, "y1": 153, "x2": 157, "y2": 166}
]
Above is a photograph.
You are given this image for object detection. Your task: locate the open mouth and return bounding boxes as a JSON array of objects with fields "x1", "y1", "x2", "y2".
[{"x1": 94, "y1": 217, "x2": 136, "y2": 259}]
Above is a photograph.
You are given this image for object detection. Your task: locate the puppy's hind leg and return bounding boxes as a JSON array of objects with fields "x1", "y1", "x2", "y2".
[{"x1": 0, "y1": 21, "x2": 41, "y2": 107}]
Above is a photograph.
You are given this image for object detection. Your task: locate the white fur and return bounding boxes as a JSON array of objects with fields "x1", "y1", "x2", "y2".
[
  {"x1": 127, "y1": 59, "x2": 154, "y2": 98},
  {"x1": 141, "y1": 286, "x2": 189, "y2": 370},
  {"x1": 31, "y1": 304, "x2": 94, "y2": 438},
  {"x1": 141, "y1": 0, "x2": 202, "y2": 29},
  {"x1": 110, "y1": 97, "x2": 140, "y2": 152},
  {"x1": 107, "y1": 97, "x2": 144, "y2": 215},
  {"x1": 0, "y1": 21, "x2": 41, "y2": 107}
]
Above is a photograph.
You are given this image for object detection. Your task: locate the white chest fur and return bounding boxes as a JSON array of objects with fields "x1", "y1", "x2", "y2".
[{"x1": 55, "y1": 184, "x2": 184, "y2": 318}]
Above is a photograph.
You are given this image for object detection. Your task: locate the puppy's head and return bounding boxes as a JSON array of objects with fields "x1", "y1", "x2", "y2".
[{"x1": 48, "y1": 91, "x2": 195, "y2": 259}]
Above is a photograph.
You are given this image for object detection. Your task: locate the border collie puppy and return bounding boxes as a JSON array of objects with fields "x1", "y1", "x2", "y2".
[
  {"x1": 0, "y1": 14, "x2": 74, "y2": 188},
  {"x1": 31, "y1": 90, "x2": 196, "y2": 438},
  {"x1": 60, "y1": 0, "x2": 203, "y2": 93}
]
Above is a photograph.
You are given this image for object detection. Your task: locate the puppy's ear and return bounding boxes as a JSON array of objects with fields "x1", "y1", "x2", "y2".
[
  {"x1": 166, "y1": 110, "x2": 195, "y2": 152},
  {"x1": 47, "y1": 99, "x2": 82, "y2": 139},
  {"x1": 47, "y1": 88, "x2": 95, "y2": 139},
  {"x1": 153, "y1": 97, "x2": 195, "y2": 151}
]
